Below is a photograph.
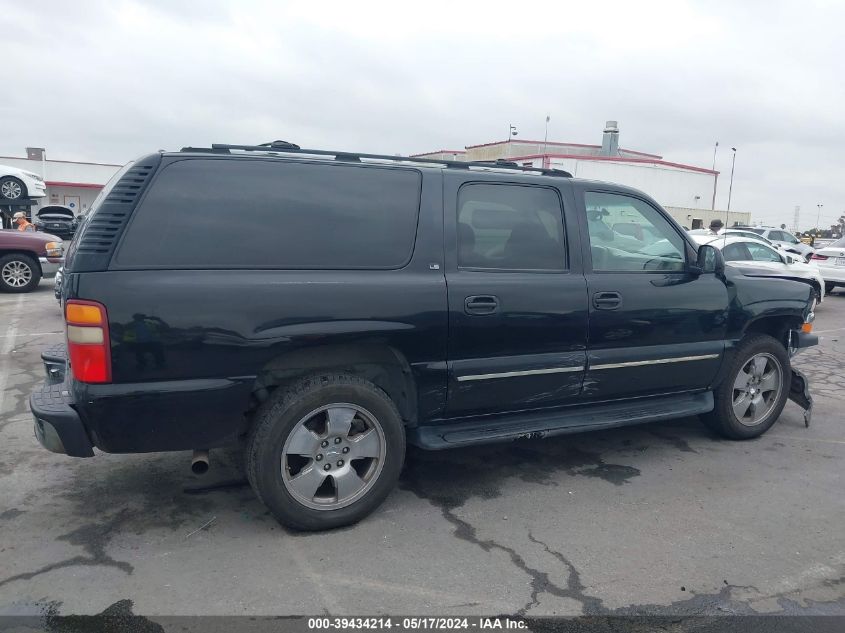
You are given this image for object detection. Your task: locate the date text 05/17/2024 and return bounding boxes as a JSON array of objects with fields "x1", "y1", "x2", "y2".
[{"x1": 307, "y1": 618, "x2": 528, "y2": 630}]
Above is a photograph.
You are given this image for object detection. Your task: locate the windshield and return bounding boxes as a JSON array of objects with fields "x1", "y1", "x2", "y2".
[{"x1": 830, "y1": 236, "x2": 845, "y2": 248}]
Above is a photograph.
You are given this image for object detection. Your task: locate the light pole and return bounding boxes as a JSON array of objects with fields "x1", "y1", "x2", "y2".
[
  {"x1": 711, "y1": 141, "x2": 718, "y2": 210},
  {"x1": 508, "y1": 124, "x2": 518, "y2": 141},
  {"x1": 543, "y1": 115, "x2": 550, "y2": 154},
  {"x1": 816, "y1": 204, "x2": 823, "y2": 235},
  {"x1": 726, "y1": 147, "x2": 737, "y2": 213}
]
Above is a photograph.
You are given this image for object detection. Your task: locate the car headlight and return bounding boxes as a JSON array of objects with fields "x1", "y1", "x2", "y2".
[
  {"x1": 45, "y1": 241, "x2": 63, "y2": 257},
  {"x1": 24, "y1": 171, "x2": 44, "y2": 182}
]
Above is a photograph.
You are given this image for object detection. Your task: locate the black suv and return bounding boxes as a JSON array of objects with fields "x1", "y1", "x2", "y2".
[{"x1": 32, "y1": 143, "x2": 817, "y2": 530}]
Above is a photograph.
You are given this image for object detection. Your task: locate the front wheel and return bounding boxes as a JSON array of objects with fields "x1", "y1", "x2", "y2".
[
  {"x1": 0, "y1": 254, "x2": 41, "y2": 292},
  {"x1": 0, "y1": 176, "x2": 26, "y2": 200},
  {"x1": 702, "y1": 334, "x2": 790, "y2": 439},
  {"x1": 245, "y1": 373, "x2": 405, "y2": 531}
]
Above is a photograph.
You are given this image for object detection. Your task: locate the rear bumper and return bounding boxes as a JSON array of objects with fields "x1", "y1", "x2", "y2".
[
  {"x1": 816, "y1": 264, "x2": 845, "y2": 284},
  {"x1": 30, "y1": 344, "x2": 94, "y2": 457},
  {"x1": 31, "y1": 382, "x2": 95, "y2": 457}
]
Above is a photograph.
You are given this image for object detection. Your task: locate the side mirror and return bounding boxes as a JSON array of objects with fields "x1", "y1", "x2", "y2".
[{"x1": 692, "y1": 244, "x2": 725, "y2": 275}]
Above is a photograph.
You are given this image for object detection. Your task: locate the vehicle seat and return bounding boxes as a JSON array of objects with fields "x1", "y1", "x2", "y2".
[
  {"x1": 504, "y1": 222, "x2": 560, "y2": 269},
  {"x1": 590, "y1": 245, "x2": 607, "y2": 270},
  {"x1": 458, "y1": 222, "x2": 479, "y2": 267}
]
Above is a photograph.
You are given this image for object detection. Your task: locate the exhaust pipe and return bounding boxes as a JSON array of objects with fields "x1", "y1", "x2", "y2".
[{"x1": 191, "y1": 450, "x2": 209, "y2": 475}]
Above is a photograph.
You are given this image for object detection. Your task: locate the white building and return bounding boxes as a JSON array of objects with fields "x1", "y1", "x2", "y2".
[
  {"x1": 412, "y1": 122, "x2": 750, "y2": 229},
  {"x1": 1, "y1": 148, "x2": 122, "y2": 217}
]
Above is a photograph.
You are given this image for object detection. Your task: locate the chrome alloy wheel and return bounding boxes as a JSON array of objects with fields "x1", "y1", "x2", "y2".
[
  {"x1": 732, "y1": 353, "x2": 783, "y2": 426},
  {"x1": 1, "y1": 260, "x2": 33, "y2": 288},
  {"x1": 281, "y1": 404, "x2": 386, "y2": 510},
  {"x1": 0, "y1": 179, "x2": 22, "y2": 199}
]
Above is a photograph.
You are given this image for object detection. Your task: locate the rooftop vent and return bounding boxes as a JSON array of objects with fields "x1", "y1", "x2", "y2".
[{"x1": 600, "y1": 121, "x2": 619, "y2": 156}]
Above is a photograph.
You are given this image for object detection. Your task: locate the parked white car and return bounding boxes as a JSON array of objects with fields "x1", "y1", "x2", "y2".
[
  {"x1": 737, "y1": 227, "x2": 815, "y2": 261},
  {"x1": 688, "y1": 228, "x2": 784, "y2": 250},
  {"x1": 692, "y1": 234, "x2": 825, "y2": 302},
  {"x1": 809, "y1": 236, "x2": 845, "y2": 294},
  {"x1": 0, "y1": 164, "x2": 47, "y2": 200}
]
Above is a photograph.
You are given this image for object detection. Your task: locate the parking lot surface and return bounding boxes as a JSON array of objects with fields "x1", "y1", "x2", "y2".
[{"x1": 1, "y1": 283, "x2": 843, "y2": 617}]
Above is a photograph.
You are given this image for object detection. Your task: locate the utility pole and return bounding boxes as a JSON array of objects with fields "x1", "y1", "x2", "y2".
[
  {"x1": 816, "y1": 204, "x2": 823, "y2": 235},
  {"x1": 793, "y1": 206, "x2": 800, "y2": 233},
  {"x1": 726, "y1": 147, "x2": 737, "y2": 215},
  {"x1": 711, "y1": 141, "x2": 718, "y2": 210}
]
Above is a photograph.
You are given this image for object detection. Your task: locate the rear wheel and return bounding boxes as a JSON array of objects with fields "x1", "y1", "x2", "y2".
[
  {"x1": 246, "y1": 373, "x2": 405, "y2": 531},
  {"x1": 0, "y1": 254, "x2": 41, "y2": 292},
  {"x1": 825, "y1": 281, "x2": 836, "y2": 295},
  {"x1": 702, "y1": 334, "x2": 789, "y2": 439},
  {"x1": 0, "y1": 176, "x2": 26, "y2": 200}
]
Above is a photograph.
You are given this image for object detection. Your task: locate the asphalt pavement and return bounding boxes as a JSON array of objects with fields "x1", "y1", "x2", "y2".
[{"x1": 0, "y1": 282, "x2": 843, "y2": 618}]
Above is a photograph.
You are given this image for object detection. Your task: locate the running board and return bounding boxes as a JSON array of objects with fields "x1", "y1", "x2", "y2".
[{"x1": 409, "y1": 391, "x2": 714, "y2": 450}]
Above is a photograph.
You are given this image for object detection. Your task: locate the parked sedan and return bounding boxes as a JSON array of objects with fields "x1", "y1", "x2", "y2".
[
  {"x1": 692, "y1": 234, "x2": 825, "y2": 302},
  {"x1": 809, "y1": 236, "x2": 845, "y2": 294},
  {"x1": 0, "y1": 164, "x2": 47, "y2": 200}
]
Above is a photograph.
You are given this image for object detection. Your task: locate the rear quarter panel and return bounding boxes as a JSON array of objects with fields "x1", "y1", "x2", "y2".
[{"x1": 66, "y1": 168, "x2": 447, "y2": 453}]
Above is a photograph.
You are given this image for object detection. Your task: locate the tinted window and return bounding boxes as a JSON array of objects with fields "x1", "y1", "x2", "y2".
[
  {"x1": 746, "y1": 242, "x2": 783, "y2": 262},
  {"x1": 457, "y1": 184, "x2": 565, "y2": 271},
  {"x1": 722, "y1": 243, "x2": 752, "y2": 261},
  {"x1": 115, "y1": 159, "x2": 421, "y2": 268},
  {"x1": 584, "y1": 192, "x2": 685, "y2": 272}
]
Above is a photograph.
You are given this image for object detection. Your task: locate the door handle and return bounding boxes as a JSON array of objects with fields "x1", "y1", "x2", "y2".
[
  {"x1": 464, "y1": 295, "x2": 499, "y2": 315},
  {"x1": 592, "y1": 291, "x2": 622, "y2": 310}
]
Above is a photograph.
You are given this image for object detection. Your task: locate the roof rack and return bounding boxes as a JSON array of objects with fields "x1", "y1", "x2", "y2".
[{"x1": 179, "y1": 141, "x2": 573, "y2": 178}]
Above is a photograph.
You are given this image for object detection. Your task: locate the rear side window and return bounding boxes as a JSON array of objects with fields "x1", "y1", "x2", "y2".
[
  {"x1": 457, "y1": 184, "x2": 566, "y2": 271},
  {"x1": 114, "y1": 159, "x2": 422, "y2": 269}
]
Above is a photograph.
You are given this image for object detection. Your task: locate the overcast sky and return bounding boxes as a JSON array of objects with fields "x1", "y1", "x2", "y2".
[{"x1": 3, "y1": 0, "x2": 843, "y2": 228}]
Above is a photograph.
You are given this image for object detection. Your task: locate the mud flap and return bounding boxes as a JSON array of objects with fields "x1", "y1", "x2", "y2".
[{"x1": 788, "y1": 367, "x2": 813, "y2": 428}]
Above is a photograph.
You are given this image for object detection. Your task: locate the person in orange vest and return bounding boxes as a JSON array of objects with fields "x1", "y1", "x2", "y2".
[{"x1": 12, "y1": 212, "x2": 35, "y2": 232}]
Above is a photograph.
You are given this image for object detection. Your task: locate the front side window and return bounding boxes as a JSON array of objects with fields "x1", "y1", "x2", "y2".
[
  {"x1": 745, "y1": 242, "x2": 783, "y2": 262},
  {"x1": 584, "y1": 192, "x2": 685, "y2": 272},
  {"x1": 457, "y1": 184, "x2": 565, "y2": 271}
]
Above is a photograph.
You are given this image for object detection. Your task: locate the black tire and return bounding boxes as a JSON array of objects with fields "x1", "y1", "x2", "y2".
[
  {"x1": 825, "y1": 282, "x2": 836, "y2": 295},
  {"x1": 0, "y1": 253, "x2": 41, "y2": 293},
  {"x1": 246, "y1": 373, "x2": 405, "y2": 531},
  {"x1": 702, "y1": 334, "x2": 790, "y2": 440},
  {"x1": 0, "y1": 176, "x2": 26, "y2": 200}
]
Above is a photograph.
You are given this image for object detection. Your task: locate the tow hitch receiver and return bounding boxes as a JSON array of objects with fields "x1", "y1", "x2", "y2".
[{"x1": 789, "y1": 367, "x2": 813, "y2": 428}]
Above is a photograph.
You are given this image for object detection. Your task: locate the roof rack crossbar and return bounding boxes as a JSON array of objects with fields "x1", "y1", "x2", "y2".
[{"x1": 198, "y1": 143, "x2": 573, "y2": 177}]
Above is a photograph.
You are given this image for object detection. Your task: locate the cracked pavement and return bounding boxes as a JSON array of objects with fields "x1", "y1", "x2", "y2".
[{"x1": 0, "y1": 283, "x2": 843, "y2": 617}]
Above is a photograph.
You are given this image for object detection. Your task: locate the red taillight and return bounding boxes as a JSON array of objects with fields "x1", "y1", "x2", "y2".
[
  {"x1": 811, "y1": 253, "x2": 828, "y2": 261},
  {"x1": 66, "y1": 299, "x2": 111, "y2": 383}
]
